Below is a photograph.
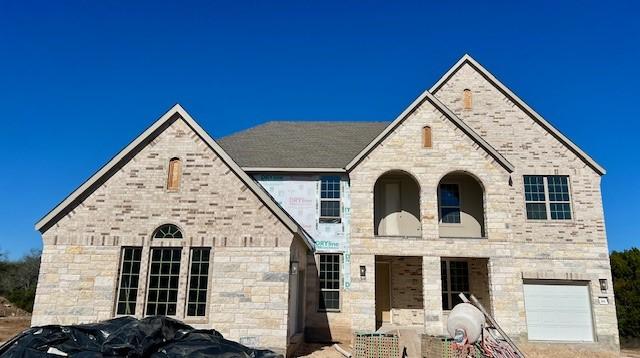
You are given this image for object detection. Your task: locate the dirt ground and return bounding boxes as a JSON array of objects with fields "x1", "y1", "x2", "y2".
[{"x1": 0, "y1": 317, "x2": 31, "y2": 344}]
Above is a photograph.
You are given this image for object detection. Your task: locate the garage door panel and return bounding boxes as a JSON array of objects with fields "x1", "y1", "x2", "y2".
[{"x1": 523, "y1": 282, "x2": 594, "y2": 342}]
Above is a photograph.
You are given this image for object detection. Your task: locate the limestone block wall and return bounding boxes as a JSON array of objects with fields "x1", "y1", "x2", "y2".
[{"x1": 32, "y1": 116, "x2": 303, "y2": 353}]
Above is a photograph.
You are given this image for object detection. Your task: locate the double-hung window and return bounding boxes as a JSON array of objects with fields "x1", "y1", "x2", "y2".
[
  {"x1": 441, "y1": 260, "x2": 470, "y2": 310},
  {"x1": 320, "y1": 176, "x2": 341, "y2": 223},
  {"x1": 318, "y1": 254, "x2": 340, "y2": 311},
  {"x1": 116, "y1": 247, "x2": 142, "y2": 315},
  {"x1": 439, "y1": 184, "x2": 461, "y2": 224},
  {"x1": 524, "y1": 175, "x2": 572, "y2": 220}
]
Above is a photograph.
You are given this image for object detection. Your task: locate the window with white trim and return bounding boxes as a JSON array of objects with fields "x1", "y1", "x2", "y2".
[
  {"x1": 441, "y1": 259, "x2": 470, "y2": 310},
  {"x1": 187, "y1": 248, "x2": 210, "y2": 317},
  {"x1": 146, "y1": 248, "x2": 181, "y2": 316},
  {"x1": 320, "y1": 176, "x2": 341, "y2": 223},
  {"x1": 116, "y1": 247, "x2": 142, "y2": 315},
  {"x1": 524, "y1": 175, "x2": 572, "y2": 220},
  {"x1": 439, "y1": 184, "x2": 461, "y2": 224},
  {"x1": 318, "y1": 254, "x2": 340, "y2": 311}
]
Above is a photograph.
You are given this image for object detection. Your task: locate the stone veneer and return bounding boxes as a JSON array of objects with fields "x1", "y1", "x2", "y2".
[
  {"x1": 320, "y1": 62, "x2": 618, "y2": 356},
  {"x1": 32, "y1": 117, "x2": 308, "y2": 354}
]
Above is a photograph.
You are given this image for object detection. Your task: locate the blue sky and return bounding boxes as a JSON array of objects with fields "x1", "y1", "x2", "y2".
[{"x1": 1, "y1": 1, "x2": 638, "y2": 259}]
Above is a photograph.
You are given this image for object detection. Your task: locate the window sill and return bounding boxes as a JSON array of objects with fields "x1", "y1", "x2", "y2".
[
  {"x1": 525, "y1": 219, "x2": 575, "y2": 224},
  {"x1": 317, "y1": 309, "x2": 341, "y2": 313},
  {"x1": 319, "y1": 218, "x2": 341, "y2": 224}
]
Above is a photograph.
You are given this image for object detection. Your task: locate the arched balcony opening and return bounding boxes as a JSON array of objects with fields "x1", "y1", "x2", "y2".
[
  {"x1": 374, "y1": 171, "x2": 421, "y2": 238},
  {"x1": 437, "y1": 171, "x2": 486, "y2": 238}
]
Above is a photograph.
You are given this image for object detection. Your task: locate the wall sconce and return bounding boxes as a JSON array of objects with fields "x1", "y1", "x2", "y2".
[
  {"x1": 290, "y1": 261, "x2": 299, "y2": 275},
  {"x1": 599, "y1": 279, "x2": 608, "y2": 292},
  {"x1": 360, "y1": 265, "x2": 366, "y2": 280}
]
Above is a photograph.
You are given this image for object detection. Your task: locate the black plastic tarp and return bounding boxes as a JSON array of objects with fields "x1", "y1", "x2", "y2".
[{"x1": 0, "y1": 316, "x2": 283, "y2": 358}]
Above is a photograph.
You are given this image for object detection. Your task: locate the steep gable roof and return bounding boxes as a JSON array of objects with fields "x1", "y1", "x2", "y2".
[
  {"x1": 430, "y1": 54, "x2": 606, "y2": 175},
  {"x1": 218, "y1": 121, "x2": 389, "y2": 171},
  {"x1": 35, "y1": 104, "x2": 314, "y2": 250},
  {"x1": 345, "y1": 87, "x2": 515, "y2": 172}
]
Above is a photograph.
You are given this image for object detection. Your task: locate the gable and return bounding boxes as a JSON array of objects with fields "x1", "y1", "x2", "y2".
[
  {"x1": 36, "y1": 105, "x2": 313, "y2": 249},
  {"x1": 431, "y1": 55, "x2": 605, "y2": 175},
  {"x1": 346, "y1": 90, "x2": 514, "y2": 173}
]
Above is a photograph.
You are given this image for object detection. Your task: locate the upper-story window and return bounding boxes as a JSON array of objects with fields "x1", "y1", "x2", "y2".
[
  {"x1": 320, "y1": 176, "x2": 341, "y2": 223},
  {"x1": 439, "y1": 183, "x2": 461, "y2": 224},
  {"x1": 524, "y1": 175, "x2": 572, "y2": 220},
  {"x1": 153, "y1": 224, "x2": 183, "y2": 239},
  {"x1": 463, "y1": 89, "x2": 473, "y2": 110},
  {"x1": 167, "y1": 157, "x2": 182, "y2": 191}
]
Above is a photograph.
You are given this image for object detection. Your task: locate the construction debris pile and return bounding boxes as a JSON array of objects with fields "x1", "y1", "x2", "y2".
[{"x1": 0, "y1": 316, "x2": 282, "y2": 358}]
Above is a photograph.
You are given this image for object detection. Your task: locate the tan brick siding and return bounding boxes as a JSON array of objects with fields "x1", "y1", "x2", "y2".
[{"x1": 32, "y1": 117, "x2": 300, "y2": 353}]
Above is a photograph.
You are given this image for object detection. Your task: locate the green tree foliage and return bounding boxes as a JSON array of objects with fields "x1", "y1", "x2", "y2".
[
  {"x1": 611, "y1": 248, "x2": 640, "y2": 338},
  {"x1": 0, "y1": 249, "x2": 41, "y2": 312}
]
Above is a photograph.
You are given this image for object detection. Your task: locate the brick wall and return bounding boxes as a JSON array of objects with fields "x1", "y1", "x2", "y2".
[{"x1": 32, "y1": 117, "x2": 302, "y2": 353}]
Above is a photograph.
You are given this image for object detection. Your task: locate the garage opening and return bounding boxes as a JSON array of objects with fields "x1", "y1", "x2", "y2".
[{"x1": 523, "y1": 280, "x2": 594, "y2": 342}]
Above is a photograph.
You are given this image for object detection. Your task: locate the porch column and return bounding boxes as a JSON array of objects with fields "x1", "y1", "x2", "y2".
[{"x1": 422, "y1": 256, "x2": 443, "y2": 335}]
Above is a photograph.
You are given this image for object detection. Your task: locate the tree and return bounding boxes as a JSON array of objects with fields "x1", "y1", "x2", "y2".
[
  {"x1": 611, "y1": 248, "x2": 640, "y2": 338},
  {"x1": 0, "y1": 249, "x2": 41, "y2": 312}
]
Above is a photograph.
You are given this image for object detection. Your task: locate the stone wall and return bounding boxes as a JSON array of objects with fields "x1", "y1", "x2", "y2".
[
  {"x1": 334, "y1": 61, "x2": 619, "y2": 355},
  {"x1": 32, "y1": 116, "x2": 302, "y2": 353}
]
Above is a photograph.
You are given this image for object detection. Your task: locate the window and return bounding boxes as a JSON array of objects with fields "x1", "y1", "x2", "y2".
[
  {"x1": 187, "y1": 248, "x2": 210, "y2": 317},
  {"x1": 167, "y1": 157, "x2": 182, "y2": 191},
  {"x1": 422, "y1": 126, "x2": 432, "y2": 148},
  {"x1": 318, "y1": 254, "x2": 340, "y2": 311},
  {"x1": 146, "y1": 248, "x2": 182, "y2": 316},
  {"x1": 116, "y1": 247, "x2": 142, "y2": 315},
  {"x1": 320, "y1": 176, "x2": 341, "y2": 223},
  {"x1": 524, "y1": 175, "x2": 572, "y2": 220},
  {"x1": 441, "y1": 260, "x2": 470, "y2": 310},
  {"x1": 439, "y1": 184, "x2": 461, "y2": 223},
  {"x1": 153, "y1": 224, "x2": 183, "y2": 239},
  {"x1": 463, "y1": 89, "x2": 472, "y2": 110}
]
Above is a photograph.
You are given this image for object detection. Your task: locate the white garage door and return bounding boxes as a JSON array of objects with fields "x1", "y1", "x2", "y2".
[{"x1": 523, "y1": 282, "x2": 594, "y2": 342}]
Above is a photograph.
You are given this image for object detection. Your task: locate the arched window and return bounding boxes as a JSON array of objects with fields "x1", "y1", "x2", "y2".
[
  {"x1": 152, "y1": 224, "x2": 183, "y2": 239},
  {"x1": 167, "y1": 157, "x2": 182, "y2": 190},
  {"x1": 463, "y1": 89, "x2": 472, "y2": 110},
  {"x1": 422, "y1": 126, "x2": 432, "y2": 148}
]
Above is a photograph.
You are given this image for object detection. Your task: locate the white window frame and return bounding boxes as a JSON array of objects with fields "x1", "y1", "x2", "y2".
[
  {"x1": 523, "y1": 175, "x2": 573, "y2": 221},
  {"x1": 319, "y1": 176, "x2": 342, "y2": 223},
  {"x1": 317, "y1": 253, "x2": 341, "y2": 312}
]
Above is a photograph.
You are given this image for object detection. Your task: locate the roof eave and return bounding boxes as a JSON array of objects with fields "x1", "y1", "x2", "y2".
[
  {"x1": 431, "y1": 54, "x2": 606, "y2": 176},
  {"x1": 345, "y1": 89, "x2": 514, "y2": 173},
  {"x1": 35, "y1": 104, "x2": 315, "y2": 251}
]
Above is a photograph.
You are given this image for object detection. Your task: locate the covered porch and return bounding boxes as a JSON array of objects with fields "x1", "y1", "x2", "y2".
[{"x1": 374, "y1": 256, "x2": 491, "y2": 332}]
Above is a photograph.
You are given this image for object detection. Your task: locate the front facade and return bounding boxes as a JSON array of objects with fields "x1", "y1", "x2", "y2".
[{"x1": 33, "y1": 55, "x2": 619, "y2": 356}]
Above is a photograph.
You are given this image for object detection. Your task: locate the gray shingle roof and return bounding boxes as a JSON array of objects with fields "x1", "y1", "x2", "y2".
[{"x1": 217, "y1": 121, "x2": 390, "y2": 169}]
